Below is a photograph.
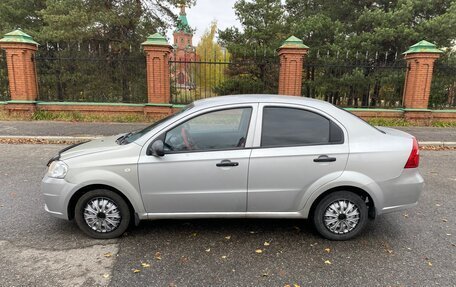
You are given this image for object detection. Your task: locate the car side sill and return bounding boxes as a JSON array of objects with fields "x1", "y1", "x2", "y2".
[
  {"x1": 379, "y1": 202, "x2": 418, "y2": 215},
  {"x1": 145, "y1": 212, "x2": 304, "y2": 220}
]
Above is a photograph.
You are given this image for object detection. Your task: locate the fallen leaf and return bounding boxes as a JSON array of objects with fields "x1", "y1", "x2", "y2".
[
  {"x1": 442, "y1": 218, "x2": 448, "y2": 222},
  {"x1": 324, "y1": 260, "x2": 332, "y2": 265},
  {"x1": 205, "y1": 248, "x2": 211, "y2": 252},
  {"x1": 154, "y1": 252, "x2": 162, "y2": 260},
  {"x1": 132, "y1": 269, "x2": 141, "y2": 273},
  {"x1": 324, "y1": 248, "x2": 330, "y2": 253},
  {"x1": 141, "y1": 262, "x2": 151, "y2": 268},
  {"x1": 103, "y1": 252, "x2": 112, "y2": 258},
  {"x1": 294, "y1": 284, "x2": 301, "y2": 287},
  {"x1": 264, "y1": 242, "x2": 270, "y2": 246},
  {"x1": 180, "y1": 256, "x2": 189, "y2": 263},
  {"x1": 255, "y1": 249, "x2": 263, "y2": 254},
  {"x1": 284, "y1": 285, "x2": 291, "y2": 287},
  {"x1": 102, "y1": 274, "x2": 109, "y2": 279},
  {"x1": 225, "y1": 236, "x2": 231, "y2": 240},
  {"x1": 428, "y1": 261, "x2": 433, "y2": 267}
]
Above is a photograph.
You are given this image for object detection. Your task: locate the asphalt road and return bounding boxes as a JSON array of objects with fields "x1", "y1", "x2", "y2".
[
  {"x1": 0, "y1": 144, "x2": 455, "y2": 286},
  {"x1": 1, "y1": 120, "x2": 456, "y2": 142}
]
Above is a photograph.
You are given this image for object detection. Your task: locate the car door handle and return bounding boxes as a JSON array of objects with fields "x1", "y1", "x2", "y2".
[
  {"x1": 313, "y1": 155, "x2": 336, "y2": 162},
  {"x1": 216, "y1": 160, "x2": 239, "y2": 167}
]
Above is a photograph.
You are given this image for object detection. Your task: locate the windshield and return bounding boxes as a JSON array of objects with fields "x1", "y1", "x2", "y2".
[{"x1": 120, "y1": 104, "x2": 194, "y2": 144}]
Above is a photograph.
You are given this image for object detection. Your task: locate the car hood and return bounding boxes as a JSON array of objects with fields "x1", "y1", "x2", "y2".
[{"x1": 59, "y1": 134, "x2": 124, "y2": 160}]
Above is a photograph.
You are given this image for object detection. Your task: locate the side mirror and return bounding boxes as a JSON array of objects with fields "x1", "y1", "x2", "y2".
[{"x1": 147, "y1": 140, "x2": 165, "y2": 157}]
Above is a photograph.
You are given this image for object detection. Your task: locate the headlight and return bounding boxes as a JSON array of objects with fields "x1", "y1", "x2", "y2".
[{"x1": 47, "y1": 161, "x2": 68, "y2": 179}]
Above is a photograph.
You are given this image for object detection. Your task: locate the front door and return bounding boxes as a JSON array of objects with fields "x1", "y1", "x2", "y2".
[{"x1": 138, "y1": 106, "x2": 255, "y2": 213}]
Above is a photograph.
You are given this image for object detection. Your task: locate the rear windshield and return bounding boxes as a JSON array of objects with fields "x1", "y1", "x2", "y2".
[{"x1": 337, "y1": 107, "x2": 386, "y2": 134}]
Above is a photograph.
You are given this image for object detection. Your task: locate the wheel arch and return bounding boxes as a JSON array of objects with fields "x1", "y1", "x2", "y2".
[
  {"x1": 67, "y1": 184, "x2": 135, "y2": 221},
  {"x1": 308, "y1": 185, "x2": 377, "y2": 220}
]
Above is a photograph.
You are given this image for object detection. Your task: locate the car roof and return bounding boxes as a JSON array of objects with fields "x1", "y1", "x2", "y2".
[{"x1": 193, "y1": 94, "x2": 333, "y2": 109}]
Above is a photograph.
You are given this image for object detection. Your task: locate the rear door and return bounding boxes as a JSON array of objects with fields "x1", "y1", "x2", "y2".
[{"x1": 247, "y1": 103, "x2": 349, "y2": 212}]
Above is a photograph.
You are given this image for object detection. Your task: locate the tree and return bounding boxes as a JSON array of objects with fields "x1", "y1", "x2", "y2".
[
  {"x1": 38, "y1": 0, "x2": 195, "y2": 43},
  {"x1": 0, "y1": 0, "x2": 46, "y2": 36},
  {"x1": 0, "y1": 0, "x2": 195, "y2": 103},
  {"x1": 217, "y1": 0, "x2": 456, "y2": 102},
  {"x1": 220, "y1": 0, "x2": 456, "y2": 57},
  {"x1": 285, "y1": 0, "x2": 456, "y2": 54},
  {"x1": 195, "y1": 21, "x2": 230, "y2": 95},
  {"x1": 217, "y1": 0, "x2": 285, "y2": 94},
  {"x1": 218, "y1": 0, "x2": 287, "y2": 57}
]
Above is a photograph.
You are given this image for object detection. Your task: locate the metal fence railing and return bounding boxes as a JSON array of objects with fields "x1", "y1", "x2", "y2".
[
  {"x1": 35, "y1": 43, "x2": 147, "y2": 103},
  {"x1": 0, "y1": 50, "x2": 9, "y2": 101},
  {"x1": 302, "y1": 56, "x2": 406, "y2": 108},
  {"x1": 169, "y1": 56, "x2": 279, "y2": 105},
  {"x1": 430, "y1": 59, "x2": 456, "y2": 109},
  {"x1": 3, "y1": 43, "x2": 450, "y2": 109}
]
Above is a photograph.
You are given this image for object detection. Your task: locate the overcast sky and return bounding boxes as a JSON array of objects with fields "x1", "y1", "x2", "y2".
[{"x1": 166, "y1": 0, "x2": 242, "y2": 44}]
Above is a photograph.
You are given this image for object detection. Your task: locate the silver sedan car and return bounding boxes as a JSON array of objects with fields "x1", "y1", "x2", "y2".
[{"x1": 41, "y1": 95, "x2": 423, "y2": 240}]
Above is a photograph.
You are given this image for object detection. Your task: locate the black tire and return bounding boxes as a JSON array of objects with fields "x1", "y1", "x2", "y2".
[
  {"x1": 74, "y1": 189, "x2": 131, "y2": 239},
  {"x1": 312, "y1": 191, "x2": 368, "y2": 241}
]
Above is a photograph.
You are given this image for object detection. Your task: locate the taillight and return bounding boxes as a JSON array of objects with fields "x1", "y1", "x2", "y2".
[{"x1": 405, "y1": 137, "x2": 419, "y2": 168}]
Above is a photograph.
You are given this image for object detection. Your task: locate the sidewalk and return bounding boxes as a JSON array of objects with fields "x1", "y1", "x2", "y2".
[{"x1": 0, "y1": 120, "x2": 455, "y2": 143}]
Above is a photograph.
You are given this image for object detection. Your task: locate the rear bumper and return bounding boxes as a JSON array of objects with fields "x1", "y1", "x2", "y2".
[
  {"x1": 41, "y1": 176, "x2": 77, "y2": 220},
  {"x1": 376, "y1": 168, "x2": 424, "y2": 215}
]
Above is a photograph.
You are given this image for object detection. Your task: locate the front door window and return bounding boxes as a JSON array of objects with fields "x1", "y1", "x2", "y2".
[{"x1": 164, "y1": 107, "x2": 252, "y2": 152}]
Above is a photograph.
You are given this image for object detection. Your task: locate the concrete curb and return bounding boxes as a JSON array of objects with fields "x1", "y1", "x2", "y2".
[
  {"x1": 0, "y1": 135, "x2": 99, "y2": 140},
  {"x1": 418, "y1": 141, "x2": 456, "y2": 147},
  {"x1": 0, "y1": 135, "x2": 99, "y2": 144},
  {"x1": 0, "y1": 135, "x2": 456, "y2": 147}
]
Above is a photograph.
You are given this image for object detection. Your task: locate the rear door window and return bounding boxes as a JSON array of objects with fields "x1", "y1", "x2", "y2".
[{"x1": 261, "y1": 107, "x2": 343, "y2": 147}]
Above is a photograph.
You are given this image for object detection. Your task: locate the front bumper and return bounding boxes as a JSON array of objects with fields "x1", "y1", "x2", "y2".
[{"x1": 41, "y1": 176, "x2": 77, "y2": 220}]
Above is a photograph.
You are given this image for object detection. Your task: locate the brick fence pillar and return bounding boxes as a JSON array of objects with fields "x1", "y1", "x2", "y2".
[
  {"x1": 402, "y1": 40, "x2": 443, "y2": 109},
  {"x1": 278, "y1": 36, "x2": 309, "y2": 96},
  {"x1": 142, "y1": 33, "x2": 172, "y2": 105},
  {"x1": 0, "y1": 29, "x2": 39, "y2": 113}
]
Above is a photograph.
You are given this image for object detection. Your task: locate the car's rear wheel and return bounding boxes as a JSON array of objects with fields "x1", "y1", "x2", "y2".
[
  {"x1": 312, "y1": 191, "x2": 368, "y2": 240},
  {"x1": 74, "y1": 189, "x2": 130, "y2": 239}
]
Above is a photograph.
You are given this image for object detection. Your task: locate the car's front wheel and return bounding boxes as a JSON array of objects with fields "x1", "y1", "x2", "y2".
[
  {"x1": 74, "y1": 189, "x2": 131, "y2": 239},
  {"x1": 312, "y1": 191, "x2": 368, "y2": 240}
]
